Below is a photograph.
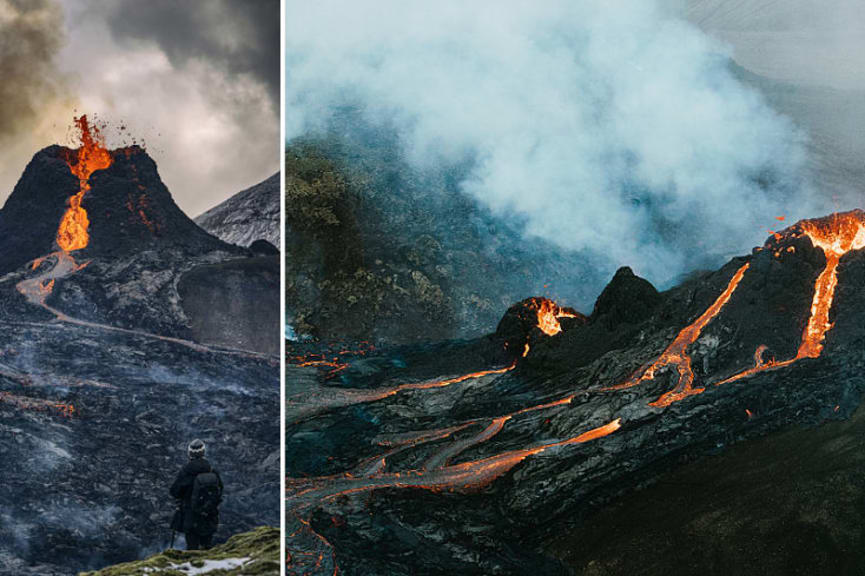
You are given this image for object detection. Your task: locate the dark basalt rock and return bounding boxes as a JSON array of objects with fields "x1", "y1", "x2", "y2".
[
  {"x1": 0, "y1": 145, "x2": 77, "y2": 273},
  {"x1": 178, "y1": 255, "x2": 281, "y2": 355},
  {"x1": 249, "y1": 238, "x2": 279, "y2": 255},
  {"x1": 494, "y1": 297, "x2": 587, "y2": 359},
  {"x1": 590, "y1": 265, "x2": 661, "y2": 329},
  {"x1": 83, "y1": 146, "x2": 233, "y2": 258}
]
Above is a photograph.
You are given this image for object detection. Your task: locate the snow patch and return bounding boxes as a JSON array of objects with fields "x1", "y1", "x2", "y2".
[{"x1": 150, "y1": 557, "x2": 251, "y2": 574}]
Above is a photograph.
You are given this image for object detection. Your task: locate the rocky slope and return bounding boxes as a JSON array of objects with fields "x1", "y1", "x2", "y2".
[
  {"x1": 546, "y1": 402, "x2": 865, "y2": 575},
  {"x1": 285, "y1": 128, "x2": 603, "y2": 345},
  {"x1": 286, "y1": 210, "x2": 865, "y2": 575},
  {"x1": 0, "y1": 124, "x2": 279, "y2": 574},
  {"x1": 78, "y1": 526, "x2": 279, "y2": 575},
  {"x1": 195, "y1": 173, "x2": 280, "y2": 249}
]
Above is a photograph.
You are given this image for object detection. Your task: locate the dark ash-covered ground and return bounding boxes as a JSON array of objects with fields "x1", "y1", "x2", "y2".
[
  {"x1": 286, "y1": 218, "x2": 865, "y2": 575},
  {"x1": 0, "y1": 144, "x2": 280, "y2": 575}
]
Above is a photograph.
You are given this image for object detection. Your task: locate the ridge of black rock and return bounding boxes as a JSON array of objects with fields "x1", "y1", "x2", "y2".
[
  {"x1": 195, "y1": 171, "x2": 280, "y2": 248},
  {"x1": 0, "y1": 145, "x2": 234, "y2": 274}
]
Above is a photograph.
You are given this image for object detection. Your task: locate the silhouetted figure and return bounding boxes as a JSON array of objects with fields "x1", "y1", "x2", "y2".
[{"x1": 170, "y1": 439, "x2": 223, "y2": 550}]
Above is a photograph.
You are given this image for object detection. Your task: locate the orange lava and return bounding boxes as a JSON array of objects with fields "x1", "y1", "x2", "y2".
[
  {"x1": 57, "y1": 116, "x2": 113, "y2": 252},
  {"x1": 385, "y1": 364, "x2": 515, "y2": 398},
  {"x1": 289, "y1": 419, "x2": 621, "y2": 504},
  {"x1": 605, "y1": 263, "x2": 750, "y2": 407},
  {"x1": 795, "y1": 213, "x2": 865, "y2": 355},
  {"x1": 533, "y1": 298, "x2": 578, "y2": 336}
]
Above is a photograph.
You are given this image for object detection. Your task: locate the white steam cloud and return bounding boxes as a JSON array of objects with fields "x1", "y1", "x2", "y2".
[{"x1": 286, "y1": 0, "x2": 821, "y2": 287}]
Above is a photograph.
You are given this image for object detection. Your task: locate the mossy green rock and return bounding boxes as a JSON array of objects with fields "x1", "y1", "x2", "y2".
[{"x1": 78, "y1": 527, "x2": 279, "y2": 576}]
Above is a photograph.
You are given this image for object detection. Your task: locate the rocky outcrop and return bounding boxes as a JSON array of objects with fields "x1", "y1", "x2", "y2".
[
  {"x1": 284, "y1": 136, "x2": 604, "y2": 344},
  {"x1": 79, "y1": 527, "x2": 279, "y2": 575},
  {"x1": 195, "y1": 173, "x2": 280, "y2": 249}
]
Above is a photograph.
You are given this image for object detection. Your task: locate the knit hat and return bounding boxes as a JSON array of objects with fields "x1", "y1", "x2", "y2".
[{"x1": 187, "y1": 439, "x2": 206, "y2": 459}]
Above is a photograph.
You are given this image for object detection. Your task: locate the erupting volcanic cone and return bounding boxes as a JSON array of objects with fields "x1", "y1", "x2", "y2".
[{"x1": 0, "y1": 118, "x2": 232, "y2": 274}]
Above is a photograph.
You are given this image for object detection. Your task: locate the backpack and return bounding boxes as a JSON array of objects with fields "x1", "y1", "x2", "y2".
[{"x1": 189, "y1": 468, "x2": 222, "y2": 534}]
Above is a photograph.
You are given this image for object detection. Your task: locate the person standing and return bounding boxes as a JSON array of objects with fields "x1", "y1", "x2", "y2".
[{"x1": 170, "y1": 439, "x2": 223, "y2": 550}]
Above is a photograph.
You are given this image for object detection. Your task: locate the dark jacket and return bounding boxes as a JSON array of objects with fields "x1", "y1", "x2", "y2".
[{"x1": 170, "y1": 457, "x2": 223, "y2": 534}]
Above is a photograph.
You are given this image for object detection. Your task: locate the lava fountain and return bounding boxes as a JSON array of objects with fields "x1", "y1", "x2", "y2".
[
  {"x1": 56, "y1": 115, "x2": 113, "y2": 252},
  {"x1": 533, "y1": 297, "x2": 579, "y2": 336}
]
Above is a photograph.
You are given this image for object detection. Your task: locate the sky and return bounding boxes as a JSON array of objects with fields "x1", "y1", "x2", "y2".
[{"x1": 0, "y1": 0, "x2": 279, "y2": 217}]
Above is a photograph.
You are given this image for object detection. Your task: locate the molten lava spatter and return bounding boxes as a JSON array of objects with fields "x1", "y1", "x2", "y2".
[
  {"x1": 57, "y1": 116, "x2": 113, "y2": 252},
  {"x1": 532, "y1": 298, "x2": 578, "y2": 336}
]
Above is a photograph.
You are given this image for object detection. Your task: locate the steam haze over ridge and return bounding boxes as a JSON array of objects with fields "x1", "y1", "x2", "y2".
[{"x1": 287, "y1": 0, "x2": 832, "y2": 291}]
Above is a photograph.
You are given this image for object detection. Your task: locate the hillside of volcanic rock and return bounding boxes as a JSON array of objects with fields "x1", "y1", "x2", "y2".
[
  {"x1": 0, "y1": 117, "x2": 279, "y2": 354},
  {"x1": 195, "y1": 172, "x2": 280, "y2": 249},
  {"x1": 286, "y1": 210, "x2": 865, "y2": 575},
  {"x1": 0, "y1": 118, "x2": 279, "y2": 575},
  {"x1": 284, "y1": 126, "x2": 606, "y2": 345}
]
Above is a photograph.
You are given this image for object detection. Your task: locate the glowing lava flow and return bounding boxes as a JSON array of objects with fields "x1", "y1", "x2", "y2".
[
  {"x1": 604, "y1": 262, "x2": 751, "y2": 407},
  {"x1": 287, "y1": 363, "x2": 516, "y2": 422},
  {"x1": 287, "y1": 419, "x2": 621, "y2": 505},
  {"x1": 13, "y1": 118, "x2": 274, "y2": 361},
  {"x1": 57, "y1": 115, "x2": 113, "y2": 252},
  {"x1": 715, "y1": 211, "x2": 865, "y2": 386}
]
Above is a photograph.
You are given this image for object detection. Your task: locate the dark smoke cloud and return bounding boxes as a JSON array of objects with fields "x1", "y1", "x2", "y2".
[
  {"x1": 104, "y1": 0, "x2": 279, "y2": 109},
  {"x1": 0, "y1": 0, "x2": 70, "y2": 141}
]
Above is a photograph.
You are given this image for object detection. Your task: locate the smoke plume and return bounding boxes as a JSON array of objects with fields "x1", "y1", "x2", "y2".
[
  {"x1": 0, "y1": 0, "x2": 76, "y2": 203},
  {"x1": 287, "y1": 0, "x2": 823, "y2": 287},
  {"x1": 0, "y1": 0, "x2": 68, "y2": 139}
]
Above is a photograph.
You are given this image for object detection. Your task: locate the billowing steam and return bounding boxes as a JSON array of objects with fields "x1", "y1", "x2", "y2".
[{"x1": 287, "y1": 0, "x2": 822, "y2": 287}]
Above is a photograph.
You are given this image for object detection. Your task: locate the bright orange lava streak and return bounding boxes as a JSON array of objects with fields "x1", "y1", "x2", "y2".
[
  {"x1": 384, "y1": 363, "x2": 516, "y2": 398},
  {"x1": 57, "y1": 116, "x2": 113, "y2": 252},
  {"x1": 604, "y1": 263, "x2": 750, "y2": 406},
  {"x1": 290, "y1": 419, "x2": 622, "y2": 503}
]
